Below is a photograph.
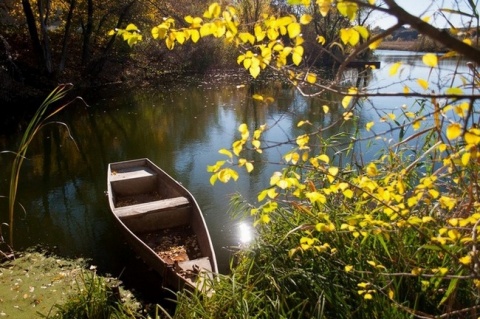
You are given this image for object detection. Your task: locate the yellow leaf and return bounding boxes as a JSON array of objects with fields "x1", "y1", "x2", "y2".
[
  {"x1": 318, "y1": 154, "x2": 330, "y2": 164},
  {"x1": 446, "y1": 87, "x2": 463, "y2": 95},
  {"x1": 428, "y1": 189, "x2": 439, "y2": 199},
  {"x1": 252, "y1": 94, "x2": 264, "y2": 101},
  {"x1": 354, "y1": 25, "x2": 369, "y2": 39},
  {"x1": 357, "y1": 282, "x2": 369, "y2": 288},
  {"x1": 446, "y1": 123, "x2": 462, "y2": 140},
  {"x1": 422, "y1": 53, "x2": 438, "y2": 67},
  {"x1": 306, "y1": 72, "x2": 317, "y2": 84},
  {"x1": 239, "y1": 123, "x2": 248, "y2": 135},
  {"x1": 254, "y1": 25, "x2": 265, "y2": 42},
  {"x1": 417, "y1": 78, "x2": 429, "y2": 90},
  {"x1": 218, "y1": 168, "x2": 239, "y2": 183},
  {"x1": 302, "y1": 151, "x2": 309, "y2": 162},
  {"x1": 389, "y1": 62, "x2": 401, "y2": 76},
  {"x1": 337, "y1": 1, "x2": 358, "y2": 20},
  {"x1": 322, "y1": 105, "x2": 329, "y2": 114},
  {"x1": 343, "y1": 189, "x2": 354, "y2": 199},
  {"x1": 465, "y1": 129, "x2": 480, "y2": 145},
  {"x1": 411, "y1": 267, "x2": 422, "y2": 276},
  {"x1": 191, "y1": 29, "x2": 200, "y2": 43},
  {"x1": 292, "y1": 46, "x2": 303, "y2": 65},
  {"x1": 209, "y1": 174, "x2": 218, "y2": 185},
  {"x1": 340, "y1": 28, "x2": 360, "y2": 46},
  {"x1": 438, "y1": 267, "x2": 448, "y2": 275},
  {"x1": 296, "y1": 134, "x2": 310, "y2": 148},
  {"x1": 422, "y1": 216, "x2": 435, "y2": 223},
  {"x1": 297, "y1": 120, "x2": 310, "y2": 127},
  {"x1": 174, "y1": 31, "x2": 185, "y2": 44},
  {"x1": 306, "y1": 191, "x2": 326, "y2": 204},
  {"x1": 261, "y1": 214, "x2": 271, "y2": 224},
  {"x1": 204, "y1": 2, "x2": 221, "y2": 19},
  {"x1": 388, "y1": 289, "x2": 394, "y2": 300},
  {"x1": 369, "y1": 39, "x2": 382, "y2": 50},
  {"x1": 317, "y1": 0, "x2": 331, "y2": 17},
  {"x1": 342, "y1": 95, "x2": 352, "y2": 108},
  {"x1": 459, "y1": 255, "x2": 472, "y2": 265},
  {"x1": 366, "y1": 163, "x2": 377, "y2": 176},
  {"x1": 250, "y1": 65, "x2": 261, "y2": 78},
  {"x1": 412, "y1": 119, "x2": 422, "y2": 130},
  {"x1": 366, "y1": 121, "x2": 374, "y2": 131},
  {"x1": 403, "y1": 85, "x2": 410, "y2": 94},
  {"x1": 462, "y1": 152, "x2": 471, "y2": 166},
  {"x1": 328, "y1": 166, "x2": 339, "y2": 177},
  {"x1": 317, "y1": 35, "x2": 326, "y2": 45},
  {"x1": 238, "y1": 32, "x2": 255, "y2": 45},
  {"x1": 300, "y1": 14, "x2": 312, "y2": 24},
  {"x1": 200, "y1": 23, "x2": 213, "y2": 37},
  {"x1": 287, "y1": 22, "x2": 301, "y2": 39},
  {"x1": 345, "y1": 265, "x2": 354, "y2": 272},
  {"x1": 290, "y1": 152, "x2": 300, "y2": 164},
  {"x1": 232, "y1": 140, "x2": 244, "y2": 156},
  {"x1": 219, "y1": 148, "x2": 233, "y2": 159},
  {"x1": 276, "y1": 16, "x2": 294, "y2": 26},
  {"x1": 125, "y1": 23, "x2": 139, "y2": 32},
  {"x1": 267, "y1": 188, "x2": 278, "y2": 199},
  {"x1": 245, "y1": 162, "x2": 254, "y2": 173}
]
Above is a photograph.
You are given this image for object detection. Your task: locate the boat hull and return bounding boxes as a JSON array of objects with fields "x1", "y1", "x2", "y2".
[{"x1": 107, "y1": 158, "x2": 217, "y2": 291}]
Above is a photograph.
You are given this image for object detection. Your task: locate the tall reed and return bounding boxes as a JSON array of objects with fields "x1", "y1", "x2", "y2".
[{"x1": 6, "y1": 84, "x2": 78, "y2": 246}]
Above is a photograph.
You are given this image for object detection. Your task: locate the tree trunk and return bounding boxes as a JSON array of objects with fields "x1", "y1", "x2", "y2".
[
  {"x1": 37, "y1": 0, "x2": 53, "y2": 74},
  {"x1": 22, "y1": 0, "x2": 44, "y2": 69},
  {"x1": 85, "y1": 1, "x2": 135, "y2": 79},
  {"x1": 81, "y1": 0, "x2": 94, "y2": 65},
  {"x1": 59, "y1": 0, "x2": 76, "y2": 72}
]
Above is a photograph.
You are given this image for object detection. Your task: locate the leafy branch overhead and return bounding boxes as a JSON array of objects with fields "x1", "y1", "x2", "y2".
[{"x1": 112, "y1": 0, "x2": 480, "y2": 317}]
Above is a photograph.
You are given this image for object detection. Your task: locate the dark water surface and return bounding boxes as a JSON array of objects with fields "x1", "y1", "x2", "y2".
[{"x1": 0, "y1": 51, "x2": 474, "y2": 300}]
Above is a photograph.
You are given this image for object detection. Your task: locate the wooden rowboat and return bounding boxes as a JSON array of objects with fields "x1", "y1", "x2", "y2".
[{"x1": 107, "y1": 158, "x2": 218, "y2": 292}]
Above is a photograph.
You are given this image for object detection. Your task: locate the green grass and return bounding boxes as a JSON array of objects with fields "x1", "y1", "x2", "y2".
[{"x1": 45, "y1": 270, "x2": 142, "y2": 319}]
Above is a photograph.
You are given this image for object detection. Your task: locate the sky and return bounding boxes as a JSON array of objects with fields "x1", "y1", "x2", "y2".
[{"x1": 371, "y1": 0, "x2": 478, "y2": 29}]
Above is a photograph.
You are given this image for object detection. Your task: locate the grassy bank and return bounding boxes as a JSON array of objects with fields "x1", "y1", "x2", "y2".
[{"x1": 0, "y1": 251, "x2": 144, "y2": 318}]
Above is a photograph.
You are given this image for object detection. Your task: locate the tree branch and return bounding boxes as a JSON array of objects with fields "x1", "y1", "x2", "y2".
[{"x1": 383, "y1": 0, "x2": 480, "y2": 64}]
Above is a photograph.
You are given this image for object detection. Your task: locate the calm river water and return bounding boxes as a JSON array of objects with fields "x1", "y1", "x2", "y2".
[{"x1": 0, "y1": 50, "x2": 473, "y2": 299}]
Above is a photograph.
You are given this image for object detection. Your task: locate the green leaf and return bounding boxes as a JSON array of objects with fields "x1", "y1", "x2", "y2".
[{"x1": 439, "y1": 276, "x2": 460, "y2": 306}]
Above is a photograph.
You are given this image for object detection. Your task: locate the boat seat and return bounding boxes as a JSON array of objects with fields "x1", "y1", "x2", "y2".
[{"x1": 113, "y1": 196, "x2": 190, "y2": 218}]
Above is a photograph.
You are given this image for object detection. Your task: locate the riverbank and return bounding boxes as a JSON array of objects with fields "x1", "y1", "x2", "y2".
[{"x1": 377, "y1": 39, "x2": 447, "y2": 52}]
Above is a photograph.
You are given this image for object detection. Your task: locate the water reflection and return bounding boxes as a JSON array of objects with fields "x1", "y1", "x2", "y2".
[{"x1": 0, "y1": 51, "x2": 475, "y2": 290}]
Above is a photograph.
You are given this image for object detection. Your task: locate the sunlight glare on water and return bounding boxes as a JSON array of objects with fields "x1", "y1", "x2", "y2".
[{"x1": 238, "y1": 222, "x2": 253, "y2": 244}]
